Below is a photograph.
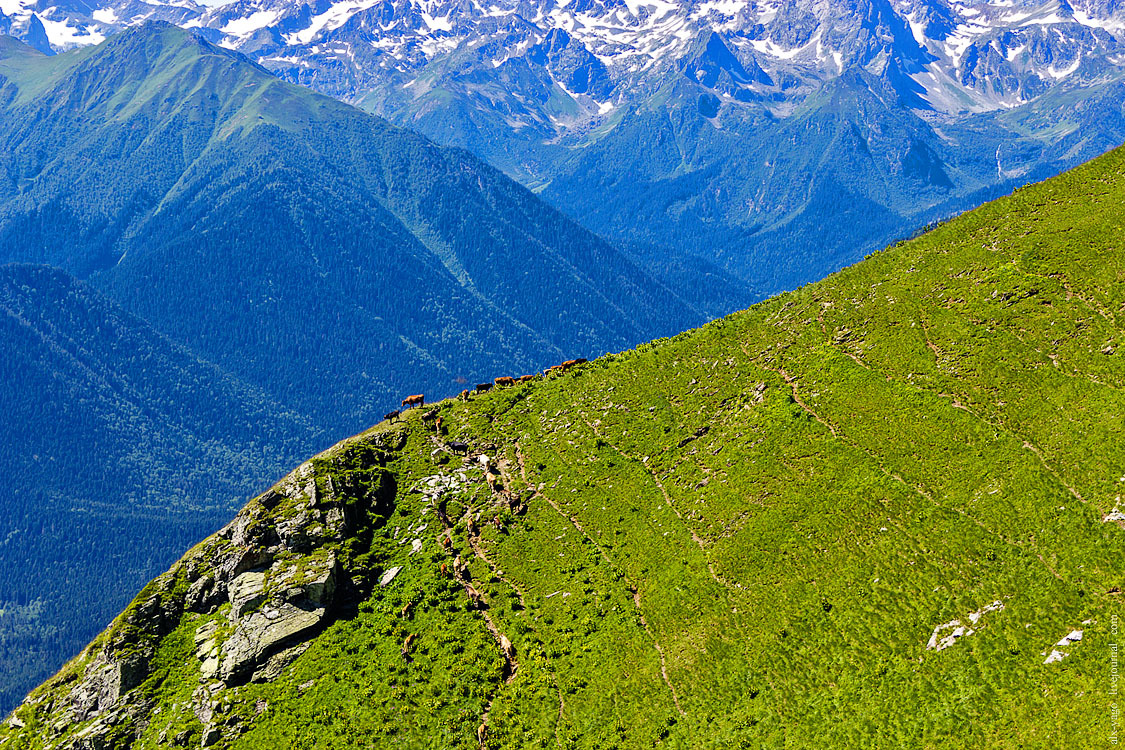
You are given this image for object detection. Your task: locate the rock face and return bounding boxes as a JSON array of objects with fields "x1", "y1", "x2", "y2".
[
  {"x1": 14, "y1": 435, "x2": 398, "y2": 749},
  {"x1": 218, "y1": 555, "x2": 337, "y2": 685}
]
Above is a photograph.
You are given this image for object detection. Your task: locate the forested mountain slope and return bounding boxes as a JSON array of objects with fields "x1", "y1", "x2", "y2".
[
  {"x1": 0, "y1": 25, "x2": 699, "y2": 436},
  {"x1": 0, "y1": 264, "x2": 320, "y2": 714},
  {"x1": 5, "y1": 117, "x2": 1124, "y2": 749}
]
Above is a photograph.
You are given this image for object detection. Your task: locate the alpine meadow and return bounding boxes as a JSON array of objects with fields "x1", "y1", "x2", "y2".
[{"x1": 2, "y1": 132, "x2": 1123, "y2": 748}]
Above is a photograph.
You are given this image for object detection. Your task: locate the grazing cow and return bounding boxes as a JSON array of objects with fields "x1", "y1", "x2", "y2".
[
  {"x1": 465, "y1": 584, "x2": 483, "y2": 608},
  {"x1": 575, "y1": 358, "x2": 588, "y2": 365},
  {"x1": 477, "y1": 722, "x2": 487, "y2": 746},
  {"x1": 466, "y1": 516, "x2": 477, "y2": 536},
  {"x1": 401, "y1": 394, "x2": 424, "y2": 408},
  {"x1": 475, "y1": 382, "x2": 493, "y2": 393},
  {"x1": 435, "y1": 417, "x2": 444, "y2": 434},
  {"x1": 401, "y1": 633, "x2": 415, "y2": 660},
  {"x1": 448, "y1": 441, "x2": 469, "y2": 454},
  {"x1": 440, "y1": 562, "x2": 448, "y2": 577},
  {"x1": 493, "y1": 515, "x2": 504, "y2": 532},
  {"x1": 401, "y1": 601, "x2": 415, "y2": 618},
  {"x1": 441, "y1": 535, "x2": 452, "y2": 549},
  {"x1": 460, "y1": 389, "x2": 470, "y2": 401},
  {"x1": 384, "y1": 410, "x2": 400, "y2": 423},
  {"x1": 499, "y1": 634, "x2": 514, "y2": 661},
  {"x1": 494, "y1": 376, "x2": 516, "y2": 387},
  {"x1": 519, "y1": 374, "x2": 535, "y2": 383},
  {"x1": 422, "y1": 408, "x2": 439, "y2": 423}
]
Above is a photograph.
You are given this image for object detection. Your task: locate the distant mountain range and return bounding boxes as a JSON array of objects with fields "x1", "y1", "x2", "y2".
[{"x1": 3, "y1": 0, "x2": 1125, "y2": 293}]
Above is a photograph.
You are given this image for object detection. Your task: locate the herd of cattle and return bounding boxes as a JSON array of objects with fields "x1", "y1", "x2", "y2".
[{"x1": 382, "y1": 358, "x2": 588, "y2": 425}]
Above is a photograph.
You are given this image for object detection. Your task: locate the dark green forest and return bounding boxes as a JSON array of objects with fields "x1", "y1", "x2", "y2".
[{"x1": 0, "y1": 264, "x2": 324, "y2": 709}]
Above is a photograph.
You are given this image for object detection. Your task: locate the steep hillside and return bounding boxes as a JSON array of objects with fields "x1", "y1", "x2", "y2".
[
  {"x1": 0, "y1": 25, "x2": 700, "y2": 435},
  {"x1": 0, "y1": 264, "x2": 321, "y2": 714},
  {"x1": 4, "y1": 133, "x2": 1125, "y2": 748}
]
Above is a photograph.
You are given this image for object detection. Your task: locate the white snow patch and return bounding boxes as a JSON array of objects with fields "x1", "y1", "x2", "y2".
[
  {"x1": 750, "y1": 32, "x2": 820, "y2": 60},
  {"x1": 420, "y1": 12, "x2": 452, "y2": 31},
  {"x1": 1046, "y1": 57, "x2": 1081, "y2": 79},
  {"x1": 91, "y1": 7, "x2": 117, "y2": 24},
  {"x1": 287, "y1": 0, "x2": 381, "y2": 46},
  {"x1": 221, "y1": 10, "x2": 279, "y2": 37},
  {"x1": 38, "y1": 16, "x2": 105, "y2": 47},
  {"x1": 1073, "y1": 9, "x2": 1125, "y2": 31},
  {"x1": 908, "y1": 17, "x2": 927, "y2": 47}
]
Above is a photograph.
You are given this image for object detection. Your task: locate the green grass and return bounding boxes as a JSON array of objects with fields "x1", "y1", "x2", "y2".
[{"x1": 5, "y1": 143, "x2": 1125, "y2": 748}]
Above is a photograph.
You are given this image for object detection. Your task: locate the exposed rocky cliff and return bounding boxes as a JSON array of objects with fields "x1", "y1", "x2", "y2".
[{"x1": 6, "y1": 431, "x2": 403, "y2": 748}]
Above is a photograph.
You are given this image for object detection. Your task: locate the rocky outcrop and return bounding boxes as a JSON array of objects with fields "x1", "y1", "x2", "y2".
[
  {"x1": 7, "y1": 435, "x2": 399, "y2": 749},
  {"x1": 216, "y1": 554, "x2": 338, "y2": 685}
]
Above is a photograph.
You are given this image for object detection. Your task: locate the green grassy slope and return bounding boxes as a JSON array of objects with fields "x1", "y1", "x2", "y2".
[{"x1": 4, "y1": 141, "x2": 1125, "y2": 749}]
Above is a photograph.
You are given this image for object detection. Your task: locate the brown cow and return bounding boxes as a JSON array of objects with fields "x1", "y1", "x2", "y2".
[
  {"x1": 518, "y1": 374, "x2": 535, "y2": 383},
  {"x1": 384, "y1": 410, "x2": 400, "y2": 423},
  {"x1": 440, "y1": 562, "x2": 448, "y2": 577},
  {"x1": 494, "y1": 376, "x2": 516, "y2": 387},
  {"x1": 435, "y1": 416, "x2": 444, "y2": 434},
  {"x1": 475, "y1": 382, "x2": 493, "y2": 393},
  {"x1": 460, "y1": 389, "x2": 470, "y2": 401},
  {"x1": 401, "y1": 394, "x2": 424, "y2": 408},
  {"x1": 401, "y1": 633, "x2": 415, "y2": 660}
]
